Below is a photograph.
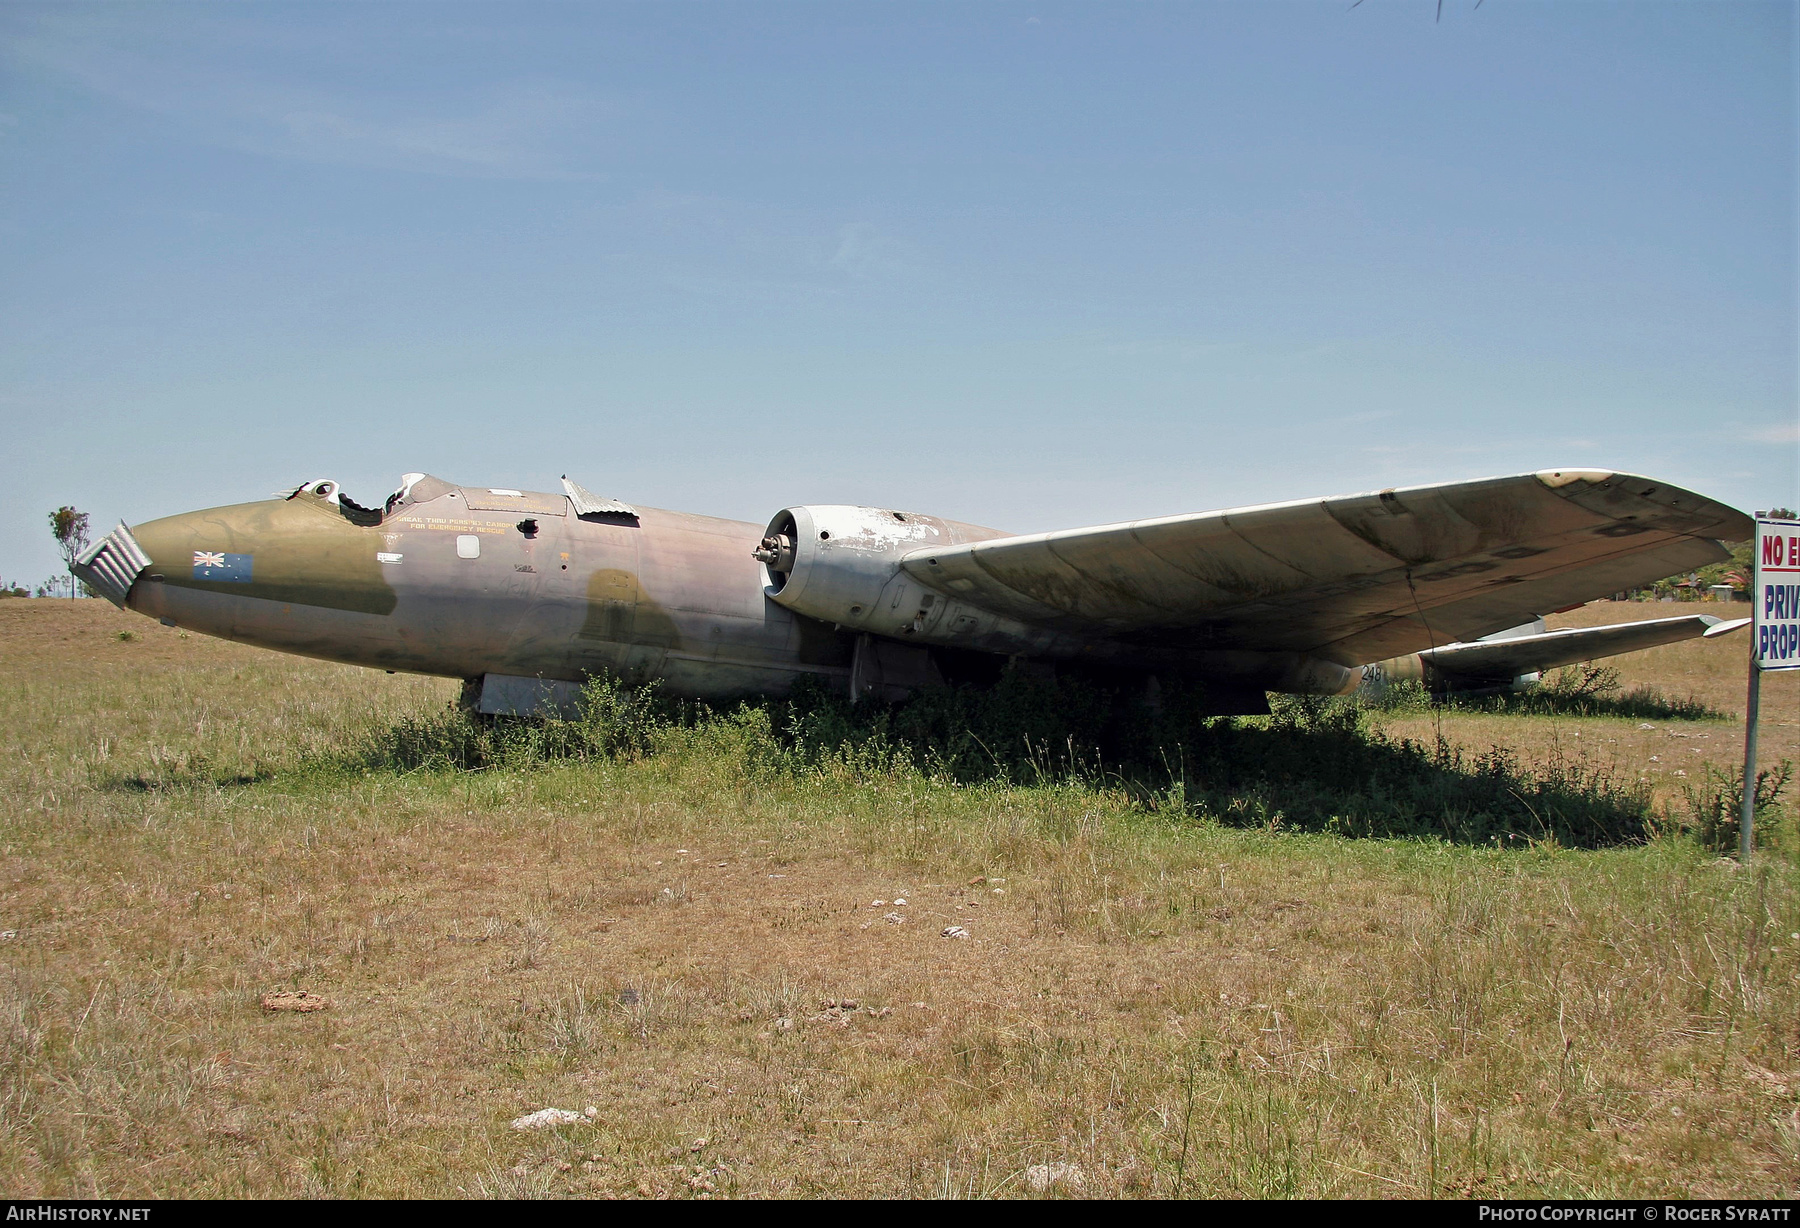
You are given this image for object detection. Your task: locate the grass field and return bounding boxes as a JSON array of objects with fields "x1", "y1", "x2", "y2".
[{"x1": 0, "y1": 598, "x2": 1796, "y2": 1199}]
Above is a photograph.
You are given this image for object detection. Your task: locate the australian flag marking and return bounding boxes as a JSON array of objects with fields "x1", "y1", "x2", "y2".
[{"x1": 193, "y1": 551, "x2": 253, "y2": 582}]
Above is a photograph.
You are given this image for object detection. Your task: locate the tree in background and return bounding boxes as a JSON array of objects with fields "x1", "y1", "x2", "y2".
[
  {"x1": 47, "y1": 507, "x2": 90, "y2": 601},
  {"x1": 1688, "y1": 539, "x2": 1755, "y2": 598}
]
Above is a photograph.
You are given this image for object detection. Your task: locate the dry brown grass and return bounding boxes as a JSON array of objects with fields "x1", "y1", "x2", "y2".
[{"x1": 0, "y1": 599, "x2": 1796, "y2": 1199}]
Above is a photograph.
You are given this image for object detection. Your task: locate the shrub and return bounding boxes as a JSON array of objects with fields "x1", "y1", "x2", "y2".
[{"x1": 1674, "y1": 760, "x2": 1794, "y2": 852}]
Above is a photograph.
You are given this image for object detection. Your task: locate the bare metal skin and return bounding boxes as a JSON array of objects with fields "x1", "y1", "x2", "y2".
[{"x1": 76, "y1": 469, "x2": 1753, "y2": 713}]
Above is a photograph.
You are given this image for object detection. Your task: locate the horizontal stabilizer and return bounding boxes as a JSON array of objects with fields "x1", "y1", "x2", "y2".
[{"x1": 1421, "y1": 613, "x2": 1745, "y2": 680}]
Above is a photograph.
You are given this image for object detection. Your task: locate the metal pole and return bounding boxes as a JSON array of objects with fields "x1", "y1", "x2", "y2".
[
  {"x1": 1739, "y1": 531, "x2": 1761, "y2": 862},
  {"x1": 1740, "y1": 652, "x2": 1760, "y2": 861}
]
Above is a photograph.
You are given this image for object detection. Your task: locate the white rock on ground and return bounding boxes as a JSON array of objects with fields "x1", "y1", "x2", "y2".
[
  {"x1": 511, "y1": 1108, "x2": 585, "y2": 1130},
  {"x1": 1025, "y1": 1163, "x2": 1085, "y2": 1193}
]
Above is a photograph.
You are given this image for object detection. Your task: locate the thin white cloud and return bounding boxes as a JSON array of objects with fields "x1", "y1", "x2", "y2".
[
  {"x1": 1745, "y1": 421, "x2": 1800, "y2": 445},
  {"x1": 1335, "y1": 408, "x2": 1398, "y2": 426},
  {"x1": 823, "y1": 222, "x2": 922, "y2": 282},
  {"x1": 262, "y1": 85, "x2": 615, "y2": 180},
  {"x1": 661, "y1": 270, "x2": 844, "y2": 308},
  {"x1": 3, "y1": 15, "x2": 618, "y2": 180},
  {"x1": 1092, "y1": 337, "x2": 1245, "y2": 360}
]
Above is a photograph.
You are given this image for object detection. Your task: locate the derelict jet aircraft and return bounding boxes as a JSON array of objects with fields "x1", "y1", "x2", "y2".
[{"x1": 74, "y1": 468, "x2": 1751, "y2": 716}]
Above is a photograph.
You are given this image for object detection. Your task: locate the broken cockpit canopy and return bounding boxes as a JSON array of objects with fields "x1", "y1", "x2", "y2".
[
  {"x1": 282, "y1": 473, "x2": 458, "y2": 525},
  {"x1": 383, "y1": 473, "x2": 457, "y2": 515},
  {"x1": 285, "y1": 473, "x2": 634, "y2": 523}
]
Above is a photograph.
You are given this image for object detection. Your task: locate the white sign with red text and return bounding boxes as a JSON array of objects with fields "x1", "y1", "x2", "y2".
[{"x1": 1755, "y1": 517, "x2": 1800, "y2": 671}]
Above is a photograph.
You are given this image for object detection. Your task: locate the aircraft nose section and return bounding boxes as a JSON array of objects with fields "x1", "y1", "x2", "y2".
[
  {"x1": 73, "y1": 503, "x2": 266, "y2": 613},
  {"x1": 122, "y1": 496, "x2": 399, "y2": 621},
  {"x1": 130, "y1": 505, "x2": 260, "y2": 592}
]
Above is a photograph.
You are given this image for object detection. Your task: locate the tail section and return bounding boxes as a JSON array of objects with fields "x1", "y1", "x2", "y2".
[
  {"x1": 1422, "y1": 614, "x2": 1746, "y2": 686},
  {"x1": 1360, "y1": 612, "x2": 1748, "y2": 697}
]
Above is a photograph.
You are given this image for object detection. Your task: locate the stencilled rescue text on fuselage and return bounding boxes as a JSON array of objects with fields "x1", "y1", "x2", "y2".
[{"x1": 405, "y1": 517, "x2": 513, "y2": 535}]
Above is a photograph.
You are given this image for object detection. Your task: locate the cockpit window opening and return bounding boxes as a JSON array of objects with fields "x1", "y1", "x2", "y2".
[
  {"x1": 381, "y1": 473, "x2": 457, "y2": 518},
  {"x1": 337, "y1": 492, "x2": 381, "y2": 521},
  {"x1": 386, "y1": 473, "x2": 428, "y2": 515},
  {"x1": 287, "y1": 478, "x2": 383, "y2": 526},
  {"x1": 290, "y1": 479, "x2": 340, "y2": 504}
]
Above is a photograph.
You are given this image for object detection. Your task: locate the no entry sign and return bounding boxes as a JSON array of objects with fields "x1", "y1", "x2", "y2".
[{"x1": 1756, "y1": 516, "x2": 1800, "y2": 671}]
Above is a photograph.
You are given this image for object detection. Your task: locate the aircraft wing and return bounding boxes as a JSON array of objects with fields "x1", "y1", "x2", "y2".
[
  {"x1": 1421, "y1": 614, "x2": 1749, "y2": 681},
  {"x1": 899, "y1": 469, "x2": 1751, "y2": 666}
]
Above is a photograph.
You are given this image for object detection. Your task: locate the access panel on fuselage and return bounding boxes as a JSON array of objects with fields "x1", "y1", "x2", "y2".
[
  {"x1": 380, "y1": 488, "x2": 551, "y2": 677},
  {"x1": 516, "y1": 510, "x2": 651, "y2": 683}
]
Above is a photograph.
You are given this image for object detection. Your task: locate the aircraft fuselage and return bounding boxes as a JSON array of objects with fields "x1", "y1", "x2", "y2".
[{"x1": 125, "y1": 483, "x2": 856, "y2": 699}]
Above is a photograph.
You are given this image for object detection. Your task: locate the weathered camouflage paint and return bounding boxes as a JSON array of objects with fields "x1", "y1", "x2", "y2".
[
  {"x1": 133, "y1": 495, "x2": 397, "y2": 615},
  {"x1": 125, "y1": 482, "x2": 853, "y2": 699},
  {"x1": 109, "y1": 469, "x2": 1751, "y2": 705}
]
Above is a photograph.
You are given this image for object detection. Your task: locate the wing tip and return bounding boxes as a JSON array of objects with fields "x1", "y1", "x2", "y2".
[
  {"x1": 1534, "y1": 467, "x2": 1755, "y2": 540},
  {"x1": 1535, "y1": 468, "x2": 1616, "y2": 489}
]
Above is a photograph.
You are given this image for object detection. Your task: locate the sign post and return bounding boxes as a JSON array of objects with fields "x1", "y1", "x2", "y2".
[{"x1": 1744, "y1": 514, "x2": 1800, "y2": 859}]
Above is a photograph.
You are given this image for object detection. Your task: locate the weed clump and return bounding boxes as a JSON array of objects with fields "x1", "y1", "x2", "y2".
[
  {"x1": 1672, "y1": 760, "x2": 1794, "y2": 852},
  {"x1": 358, "y1": 675, "x2": 688, "y2": 772}
]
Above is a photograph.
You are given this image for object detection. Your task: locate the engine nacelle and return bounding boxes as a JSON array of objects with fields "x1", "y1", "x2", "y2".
[
  {"x1": 754, "y1": 504, "x2": 1369, "y2": 700},
  {"x1": 755, "y1": 504, "x2": 1001, "y2": 634}
]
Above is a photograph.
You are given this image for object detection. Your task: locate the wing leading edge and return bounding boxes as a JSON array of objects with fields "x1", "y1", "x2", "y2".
[{"x1": 898, "y1": 469, "x2": 1750, "y2": 667}]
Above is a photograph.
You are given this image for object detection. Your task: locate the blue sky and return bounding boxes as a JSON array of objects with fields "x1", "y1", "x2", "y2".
[{"x1": 2, "y1": 1, "x2": 1795, "y2": 586}]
